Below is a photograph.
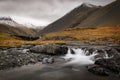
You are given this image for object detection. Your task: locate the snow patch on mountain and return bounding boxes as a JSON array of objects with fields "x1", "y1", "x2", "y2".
[
  {"x1": 0, "y1": 17, "x2": 20, "y2": 27},
  {"x1": 81, "y1": 3, "x2": 98, "y2": 8}
]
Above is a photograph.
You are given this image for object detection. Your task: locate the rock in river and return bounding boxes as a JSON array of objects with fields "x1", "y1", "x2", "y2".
[
  {"x1": 87, "y1": 65, "x2": 110, "y2": 76},
  {"x1": 42, "y1": 57, "x2": 54, "y2": 64},
  {"x1": 95, "y1": 58, "x2": 120, "y2": 74},
  {"x1": 30, "y1": 44, "x2": 68, "y2": 55}
]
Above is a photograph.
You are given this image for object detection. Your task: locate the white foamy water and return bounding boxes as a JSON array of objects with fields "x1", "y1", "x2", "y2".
[
  {"x1": 63, "y1": 48, "x2": 98, "y2": 66},
  {"x1": 63, "y1": 48, "x2": 113, "y2": 66}
]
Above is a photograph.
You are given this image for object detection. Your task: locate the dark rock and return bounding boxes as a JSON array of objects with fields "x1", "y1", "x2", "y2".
[
  {"x1": 6, "y1": 48, "x2": 30, "y2": 54},
  {"x1": 94, "y1": 50, "x2": 111, "y2": 60},
  {"x1": 114, "y1": 46, "x2": 120, "y2": 53},
  {"x1": 0, "y1": 48, "x2": 8, "y2": 51},
  {"x1": 95, "y1": 58, "x2": 120, "y2": 74},
  {"x1": 43, "y1": 36, "x2": 77, "y2": 41},
  {"x1": 21, "y1": 45, "x2": 34, "y2": 49},
  {"x1": 18, "y1": 49, "x2": 30, "y2": 54},
  {"x1": 7, "y1": 48, "x2": 19, "y2": 54},
  {"x1": 30, "y1": 44, "x2": 68, "y2": 55},
  {"x1": 47, "y1": 57, "x2": 54, "y2": 64},
  {"x1": 42, "y1": 57, "x2": 54, "y2": 64},
  {"x1": 37, "y1": 55, "x2": 43, "y2": 62},
  {"x1": 0, "y1": 51, "x2": 43, "y2": 70},
  {"x1": 70, "y1": 49, "x2": 75, "y2": 54},
  {"x1": 42, "y1": 58, "x2": 48, "y2": 64},
  {"x1": 105, "y1": 48, "x2": 120, "y2": 58},
  {"x1": 88, "y1": 48, "x2": 96, "y2": 55},
  {"x1": 88, "y1": 65, "x2": 110, "y2": 76},
  {"x1": 29, "y1": 58, "x2": 36, "y2": 63}
]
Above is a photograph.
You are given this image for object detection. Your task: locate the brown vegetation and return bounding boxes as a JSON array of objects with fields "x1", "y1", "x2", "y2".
[
  {"x1": 43, "y1": 26, "x2": 120, "y2": 44},
  {"x1": 0, "y1": 26, "x2": 120, "y2": 48}
]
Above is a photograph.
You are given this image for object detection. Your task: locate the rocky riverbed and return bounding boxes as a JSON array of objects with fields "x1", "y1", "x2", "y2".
[
  {"x1": 0, "y1": 44, "x2": 68, "y2": 70},
  {"x1": 0, "y1": 44, "x2": 120, "y2": 80}
]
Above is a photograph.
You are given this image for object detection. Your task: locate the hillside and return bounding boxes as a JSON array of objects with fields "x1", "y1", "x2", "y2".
[
  {"x1": 39, "y1": 3, "x2": 100, "y2": 34},
  {"x1": 0, "y1": 17, "x2": 38, "y2": 41},
  {"x1": 40, "y1": 0, "x2": 120, "y2": 34},
  {"x1": 76, "y1": 0, "x2": 120, "y2": 28}
]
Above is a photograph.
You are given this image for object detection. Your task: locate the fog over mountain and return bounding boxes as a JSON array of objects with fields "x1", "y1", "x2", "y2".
[{"x1": 0, "y1": 0, "x2": 115, "y2": 27}]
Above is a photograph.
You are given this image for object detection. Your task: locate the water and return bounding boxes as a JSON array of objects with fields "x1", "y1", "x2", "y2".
[
  {"x1": 63, "y1": 48, "x2": 97, "y2": 66},
  {"x1": 63, "y1": 48, "x2": 112, "y2": 66},
  {"x1": 0, "y1": 61, "x2": 117, "y2": 80},
  {"x1": 0, "y1": 48, "x2": 118, "y2": 80}
]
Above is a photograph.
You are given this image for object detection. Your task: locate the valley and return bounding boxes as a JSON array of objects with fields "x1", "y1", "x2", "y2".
[{"x1": 0, "y1": 0, "x2": 120, "y2": 80}]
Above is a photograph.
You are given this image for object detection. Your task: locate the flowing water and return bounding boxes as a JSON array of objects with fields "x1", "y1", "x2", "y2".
[
  {"x1": 63, "y1": 48, "x2": 97, "y2": 65},
  {"x1": 0, "y1": 48, "x2": 118, "y2": 80},
  {"x1": 63, "y1": 48, "x2": 112, "y2": 66}
]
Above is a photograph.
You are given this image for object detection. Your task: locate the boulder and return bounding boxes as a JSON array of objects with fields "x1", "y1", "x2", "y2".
[
  {"x1": 0, "y1": 51, "x2": 41, "y2": 70},
  {"x1": 88, "y1": 65, "x2": 109, "y2": 76},
  {"x1": 30, "y1": 44, "x2": 68, "y2": 55},
  {"x1": 42, "y1": 57, "x2": 54, "y2": 64},
  {"x1": 105, "y1": 48, "x2": 120, "y2": 58},
  {"x1": 7, "y1": 48, "x2": 20, "y2": 54},
  {"x1": 21, "y1": 45, "x2": 34, "y2": 49},
  {"x1": 42, "y1": 58, "x2": 49, "y2": 64},
  {"x1": 47, "y1": 57, "x2": 54, "y2": 64},
  {"x1": 95, "y1": 58, "x2": 120, "y2": 74}
]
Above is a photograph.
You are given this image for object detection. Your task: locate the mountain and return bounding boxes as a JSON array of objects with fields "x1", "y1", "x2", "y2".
[
  {"x1": 76, "y1": 0, "x2": 120, "y2": 28},
  {"x1": 0, "y1": 17, "x2": 38, "y2": 40},
  {"x1": 40, "y1": 0, "x2": 120, "y2": 34},
  {"x1": 0, "y1": 17, "x2": 22, "y2": 27},
  {"x1": 39, "y1": 3, "x2": 100, "y2": 34}
]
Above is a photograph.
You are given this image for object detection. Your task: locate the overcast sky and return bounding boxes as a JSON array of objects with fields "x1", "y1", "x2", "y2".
[{"x1": 0, "y1": 0, "x2": 115, "y2": 27}]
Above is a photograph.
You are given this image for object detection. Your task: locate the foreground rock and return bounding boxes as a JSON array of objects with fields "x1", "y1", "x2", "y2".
[
  {"x1": 88, "y1": 65, "x2": 110, "y2": 76},
  {"x1": 0, "y1": 43, "x2": 120, "y2": 77},
  {"x1": 95, "y1": 58, "x2": 120, "y2": 74},
  {"x1": 88, "y1": 57, "x2": 120, "y2": 76},
  {"x1": 42, "y1": 57, "x2": 54, "y2": 64},
  {"x1": 0, "y1": 44, "x2": 68, "y2": 70},
  {"x1": 81, "y1": 46, "x2": 120, "y2": 76},
  {"x1": 0, "y1": 51, "x2": 37, "y2": 70},
  {"x1": 0, "y1": 50, "x2": 55, "y2": 70},
  {"x1": 30, "y1": 44, "x2": 68, "y2": 55}
]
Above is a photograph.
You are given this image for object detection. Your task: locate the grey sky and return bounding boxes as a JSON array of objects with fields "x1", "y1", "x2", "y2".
[{"x1": 0, "y1": 0, "x2": 115, "y2": 26}]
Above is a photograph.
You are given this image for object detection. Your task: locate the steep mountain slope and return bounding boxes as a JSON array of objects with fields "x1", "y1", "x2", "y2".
[
  {"x1": 40, "y1": 3, "x2": 100, "y2": 34},
  {"x1": 76, "y1": 0, "x2": 120, "y2": 28},
  {"x1": 0, "y1": 17, "x2": 38, "y2": 40},
  {"x1": 40, "y1": 0, "x2": 120, "y2": 34}
]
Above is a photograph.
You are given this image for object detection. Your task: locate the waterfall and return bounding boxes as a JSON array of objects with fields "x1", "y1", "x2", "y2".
[{"x1": 63, "y1": 48, "x2": 112, "y2": 66}]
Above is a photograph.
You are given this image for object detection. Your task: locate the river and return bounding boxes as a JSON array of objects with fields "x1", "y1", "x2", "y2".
[{"x1": 0, "y1": 60, "x2": 117, "y2": 80}]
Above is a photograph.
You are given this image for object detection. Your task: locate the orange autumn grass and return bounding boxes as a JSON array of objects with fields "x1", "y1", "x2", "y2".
[
  {"x1": 0, "y1": 40, "x2": 65, "y2": 48},
  {"x1": 0, "y1": 26, "x2": 120, "y2": 48},
  {"x1": 44, "y1": 26, "x2": 120, "y2": 44},
  {"x1": 0, "y1": 33, "x2": 65, "y2": 48}
]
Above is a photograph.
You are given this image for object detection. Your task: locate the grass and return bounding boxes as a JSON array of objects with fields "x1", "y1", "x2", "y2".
[
  {"x1": 0, "y1": 39, "x2": 65, "y2": 48},
  {"x1": 0, "y1": 26, "x2": 120, "y2": 48},
  {"x1": 43, "y1": 26, "x2": 120, "y2": 44},
  {"x1": 0, "y1": 32, "x2": 65, "y2": 48},
  {"x1": 0, "y1": 23, "x2": 37, "y2": 37}
]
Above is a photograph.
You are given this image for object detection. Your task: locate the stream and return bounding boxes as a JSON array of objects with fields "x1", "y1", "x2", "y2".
[
  {"x1": 0, "y1": 59, "x2": 118, "y2": 80},
  {"x1": 0, "y1": 44, "x2": 120, "y2": 80}
]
